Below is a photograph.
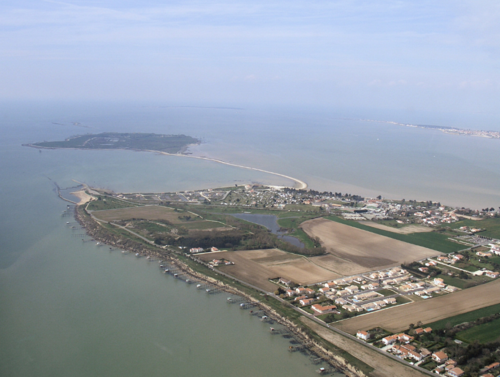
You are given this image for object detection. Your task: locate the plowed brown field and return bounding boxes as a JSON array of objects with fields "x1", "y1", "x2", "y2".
[{"x1": 302, "y1": 218, "x2": 440, "y2": 275}]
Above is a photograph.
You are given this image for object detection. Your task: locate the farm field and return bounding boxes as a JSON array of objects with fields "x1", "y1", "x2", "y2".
[
  {"x1": 426, "y1": 303, "x2": 500, "y2": 330},
  {"x1": 456, "y1": 317, "x2": 500, "y2": 343},
  {"x1": 301, "y1": 218, "x2": 440, "y2": 275},
  {"x1": 360, "y1": 222, "x2": 433, "y2": 234},
  {"x1": 333, "y1": 279, "x2": 500, "y2": 334},
  {"x1": 325, "y1": 216, "x2": 464, "y2": 253},
  {"x1": 198, "y1": 249, "x2": 341, "y2": 289}
]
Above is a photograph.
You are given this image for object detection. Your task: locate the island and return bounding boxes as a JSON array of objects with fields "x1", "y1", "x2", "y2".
[
  {"x1": 66, "y1": 181, "x2": 500, "y2": 377},
  {"x1": 24, "y1": 132, "x2": 200, "y2": 154}
]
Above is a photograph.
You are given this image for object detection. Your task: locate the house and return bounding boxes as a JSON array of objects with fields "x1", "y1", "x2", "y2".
[
  {"x1": 335, "y1": 298, "x2": 348, "y2": 305},
  {"x1": 424, "y1": 327, "x2": 432, "y2": 333},
  {"x1": 311, "y1": 304, "x2": 337, "y2": 314},
  {"x1": 485, "y1": 271, "x2": 500, "y2": 278},
  {"x1": 432, "y1": 351, "x2": 448, "y2": 363},
  {"x1": 318, "y1": 287, "x2": 330, "y2": 294},
  {"x1": 279, "y1": 278, "x2": 292, "y2": 286},
  {"x1": 324, "y1": 282, "x2": 336, "y2": 289},
  {"x1": 356, "y1": 331, "x2": 370, "y2": 341},
  {"x1": 448, "y1": 367, "x2": 464, "y2": 377},
  {"x1": 345, "y1": 285, "x2": 359, "y2": 294},
  {"x1": 434, "y1": 278, "x2": 446, "y2": 287},
  {"x1": 294, "y1": 295, "x2": 307, "y2": 302},
  {"x1": 224, "y1": 260, "x2": 233, "y2": 265},
  {"x1": 210, "y1": 247, "x2": 219, "y2": 252},
  {"x1": 189, "y1": 247, "x2": 204, "y2": 253},
  {"x1": 286, "y1": 289, "x2": 296, "y2": 297},
  {"x1": 480, "y1": 374, "x2": 494, "y2": 377},
  {"x1": 382, "y1": 335, "x2": 399, "y2": 345},
  {"x1": 414, "y1": 328, "x2": 424, "y2": 335},
  {"x1": 481, "y1": 362, "x2": 500, "y2": 373},
  {"x1": 384, "y1": 297, "x2": 397, "y2": 305},
  {"x1": 299, "y1": 298, "x2": 314, "y2": 306}
]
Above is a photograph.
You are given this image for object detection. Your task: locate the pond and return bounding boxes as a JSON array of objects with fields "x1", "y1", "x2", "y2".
[{"x1": 230, "y1": 213, "x2": 305, "y2": 248}]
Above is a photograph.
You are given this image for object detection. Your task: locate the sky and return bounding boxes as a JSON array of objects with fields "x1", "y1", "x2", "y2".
[{"x1": 1, "y1": 0, "x2": 499, "y2": 117}]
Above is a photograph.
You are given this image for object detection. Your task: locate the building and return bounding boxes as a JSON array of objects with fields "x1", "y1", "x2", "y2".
[
  {"x1": 448, "y1": 367, "x2": 464, "y2": 377},
  {"x1": 356, "y1": 331, "x2": 370, "y2": 341},
  {"x1": 279, "y1": 278, "x2": 292, "y2": 286},
  {"x1": 432, "y1": 351, "x2": 448, "y2": 363},
  {"x1": 299, "y1": 298, "x2": 314, "y2": 306},
  {"x1": 311, "y1": 304, "x2": 337, "y2": 314}
]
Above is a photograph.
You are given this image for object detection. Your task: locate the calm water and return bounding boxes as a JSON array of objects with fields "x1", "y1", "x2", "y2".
[
  {"x1": 0, "y1": 108, "x2": 340, "y2": 376},
  {"x1": 231, "y1": 213, "x2": 305, "y2": 248},
  {"x1": 1, "y1": 101, "x2": 500, "y2": 376}
]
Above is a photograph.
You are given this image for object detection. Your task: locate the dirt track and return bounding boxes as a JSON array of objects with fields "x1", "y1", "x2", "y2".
[
  {"x1": 333, "y1": 279, "x2": 500, "y2": 334},
  {"x1": 302, "y1": 318, "x2": 426, "y2": 377},
  {"x1": 302, "y1": 218, "x2": 440, "y2": 275}
]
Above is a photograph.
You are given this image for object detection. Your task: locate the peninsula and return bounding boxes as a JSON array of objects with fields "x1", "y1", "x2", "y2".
[
  {"x1": 71, "y1": 181, "x2": 500, "y2": 377},
  {"x1": 358, "y1": 119, "x2": 500, "y2": 139}
]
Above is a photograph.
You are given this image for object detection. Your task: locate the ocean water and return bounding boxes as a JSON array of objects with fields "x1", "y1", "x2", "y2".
[{"x1": 1, "y1": 101, "x2": 499, "y2": 376}]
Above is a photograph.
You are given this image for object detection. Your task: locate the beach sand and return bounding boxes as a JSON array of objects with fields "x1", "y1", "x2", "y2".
[{"x1": 70, "y1": 190, "x2": 94, "y2": 205}]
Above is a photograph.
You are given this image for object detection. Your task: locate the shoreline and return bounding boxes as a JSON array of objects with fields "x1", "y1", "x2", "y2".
[{"x1": 74, "y1": 203, "x2": 366, "y2": 377}]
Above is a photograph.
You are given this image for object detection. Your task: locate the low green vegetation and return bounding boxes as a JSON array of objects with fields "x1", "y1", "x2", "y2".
[
  {"x1": 456, "y1": 317, "x2": 500, "y2": 343},
  {"x1": 449, "y1": 217, "x2": 500, "y2": 239},
  {"x1": 326, "y1": 215, "x2": 464, "y2": 253},
  {"x1": 426, "y1": 303, "x2": 500, "y2": 330},
  {"x1": 33, "y1": 132, "x2": 199, "y2": 153},
  {"x1": 87, "y1": 196, "x2": 140, "y2": 211}
]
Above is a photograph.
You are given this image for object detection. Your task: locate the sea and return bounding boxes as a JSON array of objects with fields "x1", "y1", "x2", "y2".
[{"x1": 1, "y1": 101, "x2": 499, "y2": 377}]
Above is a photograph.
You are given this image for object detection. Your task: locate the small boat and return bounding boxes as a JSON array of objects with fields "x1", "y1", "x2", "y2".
[
  {"x1": 174, "y1": 273, "x2": 178, "y2": 277},
  {"x1": 66, "y1": 222, "x2": 70, "y2": 224},
  {"x1": 197, "y1": 284, "x2": 202, "y2": 288},
  {"x1": 135, "y1": 253, "x2": 140, "y2": 257},
  {"x1": 96, "y1": 242, "x2": 100, "y2": 246},
  {"x1": 206, "y1": 288, "x2": 211, "y2": 292},
  {"x1": 121, "y1": 250, "x2": 125, "y2": 253},
  {"x1": 186, "y1": 279, "x2": 190, "y2": 283},
  {"x1": 227, "y1": 297, "x2": 232, "y2": 302}
]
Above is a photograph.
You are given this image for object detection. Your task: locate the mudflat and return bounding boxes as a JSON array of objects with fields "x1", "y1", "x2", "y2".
[
  {"x1": 333, "y1": 279, "x2": 500, "y2": 334},
  {"x1": 301, "y1": 218, "x2": 440, "y2": 275}
]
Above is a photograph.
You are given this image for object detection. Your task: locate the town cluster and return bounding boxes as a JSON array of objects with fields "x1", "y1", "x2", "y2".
[{"x1": 278, "y1": 265, "x2": 461, "y2": 320}]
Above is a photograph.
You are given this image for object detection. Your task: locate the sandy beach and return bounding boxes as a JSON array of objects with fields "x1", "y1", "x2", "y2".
[{"x1": 70, "y1": 190, "x2": 94, "y2": 205}]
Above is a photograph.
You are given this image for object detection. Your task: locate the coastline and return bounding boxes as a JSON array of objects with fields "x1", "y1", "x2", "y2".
[{"x1": 74, "y1": 203, "x2": 367, "y2": 377}]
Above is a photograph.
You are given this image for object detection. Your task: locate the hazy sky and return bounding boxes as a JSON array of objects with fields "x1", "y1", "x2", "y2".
[{"x1": 1, "y1": 1, "x2": 499, "y2": 116}]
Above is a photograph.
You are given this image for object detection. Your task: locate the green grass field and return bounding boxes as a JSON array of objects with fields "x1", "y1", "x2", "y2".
[
  {"x1": 182, "y1": 221, "x2": 228, "y2": 230},
  {"x1": 87, "y1": 196, "x2": 141, "y2": 211},
  {"x1": 439, "y1": 275, "x2": 469, "y2": 289},
  {"x1": 425, "y1": 303, "x2": 500, "y2": 330},
  {"x1": 325, "y1": 216, "x2": 464, "y2": 253},
  {"x1": 456, "y1": 317, "x2": 500, "y2": 343},
  {"x1": 449, "y1": 217, "x2": 500, "y2": 239}
]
